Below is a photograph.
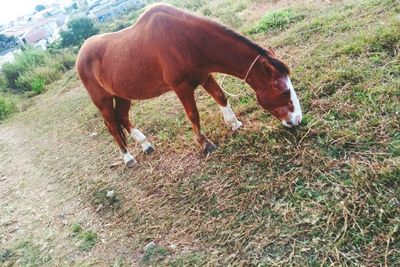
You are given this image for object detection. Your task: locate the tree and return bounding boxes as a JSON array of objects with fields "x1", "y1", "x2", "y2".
[
  {"x1": 60, "y1": 17, "x2": 99, "y2": 48},
  {"x1": 0, "y1": 34, "x2": 19, "y2": 54},
  {"x1": 35, "y1": 4, "x2": 46, "y2": 12}
]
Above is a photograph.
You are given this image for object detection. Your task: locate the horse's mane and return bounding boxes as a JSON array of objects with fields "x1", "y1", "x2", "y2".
[
  {"x1": 142, "y1": 3, "x2": 291, "y2": 75},
  {"x1": 216, "y1": 24, "x2": 291, "y2": 75}
]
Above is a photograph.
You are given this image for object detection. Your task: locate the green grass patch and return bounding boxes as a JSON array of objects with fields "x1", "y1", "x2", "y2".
[
  {"x1": 0, "y1": 249, "x2": 13, "y2": 263},
  {"x1": 339, "y1": 18, "x2": 400, "y2": 57},
  {"x1": 70, "y1": 223, "x2": 83, "y2": 236},
  {"x1": 168, "y1": 252, "x2": 207, "y2": 266},
  {"x1": 141, "y1": 244, "x2": 169, "y2": 265},
  {"x1": 249, "y1": 8, "x2": 305, "y2": 34},
  {"x1": 0, "y1": 239, "x2": 52, "y2": 266},
  {"x1": 70, "y1": 223, "x2": 98, "y2": 252},
  {"x1": 78, "y1": 230, "x2": 98, "y2": 252}
]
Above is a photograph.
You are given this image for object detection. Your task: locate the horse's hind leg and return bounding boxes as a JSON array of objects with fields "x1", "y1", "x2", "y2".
[
  {"x1": 115, "y1": 97, "x2": 155, "y2": 154},
  {"x1": 85, "y1": 88, "x2": 136, "y2": 167},
  {"x1": 202, "y1": 74, "x2": 242, "y2": 131}
]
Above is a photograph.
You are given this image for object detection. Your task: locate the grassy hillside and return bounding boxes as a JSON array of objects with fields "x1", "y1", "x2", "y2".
[{"x1": 1, "y1": 0, "x2": 399, "y2": 266}]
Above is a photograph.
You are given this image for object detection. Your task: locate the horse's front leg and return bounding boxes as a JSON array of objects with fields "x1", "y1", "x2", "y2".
[
  {"x1": 202, "y1": 74, "x2": 242, "y2": 131},
  {"x1": 175, "y1": 84, "x2": 217, "y2": 154}
]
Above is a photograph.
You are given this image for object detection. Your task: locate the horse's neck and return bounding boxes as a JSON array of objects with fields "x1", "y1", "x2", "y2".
[{"x1": 203, "y1": 29, "x2": 258, "y2": 79}]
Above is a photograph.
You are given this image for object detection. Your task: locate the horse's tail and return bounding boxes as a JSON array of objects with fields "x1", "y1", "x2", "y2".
[{"x1": 113, "y1": 102, "x2": 127, "y2": 147}]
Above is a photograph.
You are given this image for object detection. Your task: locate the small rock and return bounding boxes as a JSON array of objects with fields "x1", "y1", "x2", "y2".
[
  {"x1": 144, "y1": 241, "x2": 155, "y2": 251},
  {"x1": 90, "y1": 132, "x2": 98, "y2": 137},
  {"x1": 106, "y1": 190, "x2": 115, "y2": 198},
  {"x1": 169, "y1": 244, "x2": 177, "y2": 250}
]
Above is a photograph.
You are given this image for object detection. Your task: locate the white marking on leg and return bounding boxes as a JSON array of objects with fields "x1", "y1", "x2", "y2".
[
  {"x1": 219, "y1": 102, "x2": 242, "y2": 131},
  {"x1": 131, "y1": 128, "x2": 153, "y2": 152},
  {"x1": 283, "y1": 76, "x2": 302, "y2": 127},
  {"x1": 122, "y1": 151, "x2": 136, "y2": 165}
]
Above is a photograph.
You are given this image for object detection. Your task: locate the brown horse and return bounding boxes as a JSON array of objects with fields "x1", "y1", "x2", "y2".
[{"x1": 76, "y1": 4, "x2": 302, "y2": 167}]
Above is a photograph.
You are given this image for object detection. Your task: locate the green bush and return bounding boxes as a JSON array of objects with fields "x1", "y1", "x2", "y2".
[
  {"x1": 0, "y1": 47, "x2": 77, "y2": 93},
  {"x1": 30, "y1": 78, "x2": 46, "y2": 94},
  {"x1": 0, "y1": 75, "x2": 6, "y2": 91},
  {"x1": 250, "y1": 9, "x2": 304, "y2": 34},
  {"x1": 60, "y1": 18, "x2": 99, "y2": 48},
  {"x1": 53, "y1": 52, "x2": 76, "y2": 72},
  {"x1": 16, "y1": 66, "x2": 62, "y2": 92},
  {"x1": 1, "y1": 48, "x2": 47, "y2": 90},
  {"x1": 0, "y1": 95, "x2": 16, "y2": 120}
]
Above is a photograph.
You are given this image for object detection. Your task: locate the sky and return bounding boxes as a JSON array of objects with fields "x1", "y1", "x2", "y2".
[{"x1": 0, "y1": 0, "x2": 72, "y2": 25}]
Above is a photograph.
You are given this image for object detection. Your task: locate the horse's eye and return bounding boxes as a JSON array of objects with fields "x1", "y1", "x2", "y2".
[{"x1": 283, "y1": 89, "x2": 290, "y2": 96}]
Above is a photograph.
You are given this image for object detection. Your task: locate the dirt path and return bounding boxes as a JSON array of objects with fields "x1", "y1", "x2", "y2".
[
  {"x1": 0, "y1": 95, "x2": 136, "y2": 266},
  {"x1": 0, "y1": 123, "x2": 80, "y2": 265}
]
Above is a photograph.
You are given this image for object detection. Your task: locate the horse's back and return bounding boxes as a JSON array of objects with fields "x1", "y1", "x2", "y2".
[{"x1": 77, "y1": 4, "x2": 211, "y2": 99}]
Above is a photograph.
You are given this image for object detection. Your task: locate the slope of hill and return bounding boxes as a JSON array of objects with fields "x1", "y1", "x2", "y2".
[{"x1": 0, "y1": 0, "x2": 398, "y2": 265}]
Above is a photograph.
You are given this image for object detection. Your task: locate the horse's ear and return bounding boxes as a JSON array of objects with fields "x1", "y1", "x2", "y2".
[
  {"x1": 262, "y1": 56, "x2": 291, "y2": 76},
  {"x1": 268, "y1": 48, "x2": 276, "y2": 56},
  {"x1": 261, "y1": 57, "x2": 279, "y2": 75}
]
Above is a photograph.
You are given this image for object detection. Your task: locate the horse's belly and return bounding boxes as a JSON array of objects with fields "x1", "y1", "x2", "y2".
[
  {"x1": 111, "y1": 80, "x2": 172, "y2": 100},
  {"x1": 126, "y1": 85, "x2": 172, "y2": 100}
]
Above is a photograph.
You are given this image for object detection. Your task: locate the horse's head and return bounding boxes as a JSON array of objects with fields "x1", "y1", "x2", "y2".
[{"x1": 247, "y1": 54, "x2": 302, "y2": 128}]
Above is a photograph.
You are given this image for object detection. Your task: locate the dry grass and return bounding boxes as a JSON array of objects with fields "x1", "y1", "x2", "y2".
[{"x1": 0, "y1": 0, "x2": 399, "y2": 266}]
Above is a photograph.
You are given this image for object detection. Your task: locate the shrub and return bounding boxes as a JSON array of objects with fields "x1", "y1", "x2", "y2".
[
  {"x1": 0, "y1": 75, "x2": 6, "y2": 91},
  {"x1": 30, "y1": 78, "x2": 46, "y2": 94},
  {"x1": 16, "y1": 66, "x2": 62, "y2": 92},
  {"x1": 0, "y1": 47, "x2": 76, "y2": 93},
  {"x1": 1, "y1": 48, "x2": 47, "y2": 91},
  {"x1": 51, "y1": 51, "x2": 76, "y2": 72},
  {"x1": 0, "y1": 95, "x2": 16, "y2": 120},
  {"x1": 250, "y1": 9, "x2": 304, "y2": 34}
]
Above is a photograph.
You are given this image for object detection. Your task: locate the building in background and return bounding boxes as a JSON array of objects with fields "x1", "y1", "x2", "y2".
[
  {"x1": 1, "y1": 2, "x2": 68, "y2": 50},
  {"x1": 88, "y1": 0, "x2": 144, "y2": 22}
]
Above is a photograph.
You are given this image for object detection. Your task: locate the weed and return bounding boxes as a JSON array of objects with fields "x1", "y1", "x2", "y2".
[
  {"x1": 78, "y1": 230, "x2": 98, "y2": 252},
  {"x1": 168, "y1": 252, "x2": 206, "y2": 266},
  {"x1": 70, "y1": 223, "x2": 83, "y2": 236},
  {"x1": 113, "y1": 256, "x2": 126, "y2": 267},
  {"x1": 70, "y1": 223, "x2": 98, "y2": 252},
  {"x1": 0, "y1": 94, "x2": 16, "y2": 120},
  {"x1": 8, "y1": 239, "x2": 52, "y2": 266},
  {"x1": 141, "y1": 244, "x2": 169, "y2": 265},
  {"x1": 30, "y1": 78, "x2": 46, "y2": 94},
  {"x1": 0, "y1": 249, "x2": 13, "y2": 263}
]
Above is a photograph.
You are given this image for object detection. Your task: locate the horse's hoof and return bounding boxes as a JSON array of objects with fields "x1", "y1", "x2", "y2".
[
  {"x1": 203, "y1": 143, "x2": 217, "y2": 154},
  {"x1": 144, "y1": 145, "x2": 155, "y2": 155},
  {"x1": 125, "y1": 159, "x2": 137, "y2": 168},
  {"x1": 232, "y1": 120, "x2": 243, "y2": 131}
]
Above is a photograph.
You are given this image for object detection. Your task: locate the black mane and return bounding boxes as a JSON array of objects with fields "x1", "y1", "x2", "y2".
[{"x1": 216, "y1": 24, "x2": 291, "y2": 75}]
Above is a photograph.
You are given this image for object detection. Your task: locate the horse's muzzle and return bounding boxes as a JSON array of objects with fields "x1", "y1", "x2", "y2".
[{"x1": 282, "y1": 115, "x2": 302, "y2": 128}]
